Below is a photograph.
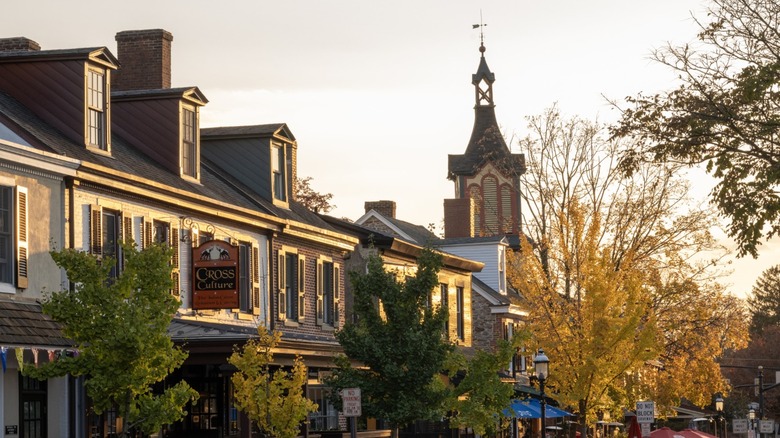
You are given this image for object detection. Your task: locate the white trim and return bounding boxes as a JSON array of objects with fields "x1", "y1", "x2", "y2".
[
  {"x1": 0, "y1": 140, "x2": 80, "y2": 176},
  {"x1": 354, "y1": 210, "x2": 416, "y2": 242}
]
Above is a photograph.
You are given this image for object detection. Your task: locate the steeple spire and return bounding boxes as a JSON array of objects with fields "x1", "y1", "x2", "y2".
[{"x1": 472, "y1": 16, "x2": 494, "y2": 107}]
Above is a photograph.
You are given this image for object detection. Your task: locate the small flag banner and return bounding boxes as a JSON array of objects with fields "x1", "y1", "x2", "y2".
[{"x1": 0, "y1": 346, "x2": 78, "y2": 373}]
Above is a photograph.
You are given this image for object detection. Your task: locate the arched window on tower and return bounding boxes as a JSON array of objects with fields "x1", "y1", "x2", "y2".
[
  {"x1": 483, "y1": 175, "x2": 498, "y2": 235},
  {"x1": 500, "y1": 184, "x2": 514, "y2": 234},
  {"x1": 468, "y1": 184, "x2": 482, "y2": 235}
]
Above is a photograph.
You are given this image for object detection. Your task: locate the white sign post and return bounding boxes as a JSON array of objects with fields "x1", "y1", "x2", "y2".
[
  {"x1": 342, "y1": 388, "x2": 362, "y2": 417},
  {"x1": 732, "y1": 419, "x2": 748, "y2": 434},
  {"x1": 636, "y1": 401, "x2": 655, "y2": 424},
  {"x1": 637, "y1": 401, "x2": 655, "y2": 438},
  {"x1": 342, "y1": 388, "x2": 362, "y2": 438}
]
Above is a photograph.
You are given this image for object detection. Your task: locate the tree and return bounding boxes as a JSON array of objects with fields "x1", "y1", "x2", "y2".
[
  {"x1": 611, "y1": 0, "x2": 780, "y2": 258},
  {"x1": 513, "y1": 107, "x2": 747, "y2": 425},
  {"x1": 327, "y1": 247, "x2": 454, "y2": 432},
  {"x1": 512, "y1": 203, "x2": 659, "y2": 429},
  {"x1": 721, "y1": 325, "x2": 780, "y2": 421},
  {"x1": 747, "y1": 265, "x2": 780, "y2": 334},
  {"x1": 296, "y1": 176, "x2": 335, "y2": 213},
  {"x1": 445, "y1": 336, "x2": 526, "y2": 437},
  {"x1": 228, "y1": 325, "x2": 318, "y2": 438},
  {"x1": 24, "y1": 243, "x2": 198, "y2": 437}
]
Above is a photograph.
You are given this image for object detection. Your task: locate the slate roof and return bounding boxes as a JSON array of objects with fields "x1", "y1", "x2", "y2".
[
  {"x1": 0, "y1": 90, "x2": 343, "y2": 235},
  {"x1": 471, "y1": 276, "x2": 511, "y2": 306},
  {"x1": 201, "y1": 123, "x2": 295, "y2": 141},
  {"x1": 0, "y1": 299, "x2": 72, "y2": 348},
  {"x1": 0, "y1": 46, "x2": 118, "y2": 66}
]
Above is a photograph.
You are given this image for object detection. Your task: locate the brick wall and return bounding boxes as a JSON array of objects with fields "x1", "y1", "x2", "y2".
[
  {"x1": 114, "y1": 29, "x2": 173, "y2": 91},
  {"x1": 470, "y1": 292, "x2": 499, "y2": 350}
]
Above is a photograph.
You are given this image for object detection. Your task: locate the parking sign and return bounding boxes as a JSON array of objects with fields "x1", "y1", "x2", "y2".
[{"x1": 342, "y1": 388, "x2": 362, "y2": 417}]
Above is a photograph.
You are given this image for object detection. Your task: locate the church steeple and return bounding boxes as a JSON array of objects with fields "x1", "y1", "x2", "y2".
[
  {"x1": 445, "y1": 33, "x2": 526, "y2": 239},
  {"x1": 473, "y1": 40, "x2": 495, "y2": 107}
]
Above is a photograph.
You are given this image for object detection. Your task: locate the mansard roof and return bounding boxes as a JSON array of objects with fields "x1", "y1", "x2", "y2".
[{"x1": 0, "y1": 90, "x2": 272, "y2": 213}]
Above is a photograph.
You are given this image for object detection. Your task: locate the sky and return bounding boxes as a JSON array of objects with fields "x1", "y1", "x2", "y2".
[{"x1": 4, "y1": 0, "x2": 777, "y2": 299}]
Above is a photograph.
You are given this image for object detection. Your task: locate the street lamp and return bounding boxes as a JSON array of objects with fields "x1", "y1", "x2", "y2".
[
  {"x1": 715, "y1": 396, "x2": 724, "y2": 438},
  {"x1": 535, "y1": 348, "x2": 550, "y2": 438},
  {"x1": 748, "y1": 408, "x2": 755, "y2": 434}
]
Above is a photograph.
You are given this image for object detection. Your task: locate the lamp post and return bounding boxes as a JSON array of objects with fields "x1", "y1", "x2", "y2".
[
  {"x1": 535, "y1": 348, "x2": 550, "y2": 438},
  {"x1": 715, "y1": 395, "x2": 724, "y2": 438},
  {"x1": 748, "y1": 408, "x2": 755, "y2": 438}
]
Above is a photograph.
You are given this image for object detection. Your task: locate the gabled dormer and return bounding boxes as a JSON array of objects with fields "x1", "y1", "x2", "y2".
[
  {"x1": 201, "y1": 124, "x2": 297, "y2": 208},
  {"x1": 110, "y1": 29, "x2": 208, "y2": 182},
  {"x1": 112, "y1": 87, "x2": 207, "y2": 181},
  {"x1": 0, "y1": 37, "x2": 118, "y2": 154}
]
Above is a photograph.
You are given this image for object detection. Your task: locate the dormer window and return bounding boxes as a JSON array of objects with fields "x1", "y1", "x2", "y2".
[
  {"x1": 87, "y1": 68, "x2": 108, "y2": 150},
  {"x1": 272, "y1": 142, "x2": 287, "y2": 202},
  {"x1": 181, "y1": 105, "x2": 199, "y2": 179}
]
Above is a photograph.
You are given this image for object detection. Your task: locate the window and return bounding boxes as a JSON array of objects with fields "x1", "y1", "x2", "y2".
[
  {"x1": 271, "y1": 142, "x2": 286, "y2": 202},
  {"x1": 153, "y1": 220, "x2": 169, "y2": 244},
  {"x1": 440, "y1": 283, "x2": 449, "y2": 338},
  {"x1": 316, "y1": 258, "x2": 339, "y2": 327},
  {"x1": 102, "y1": 210, "x2": 120, "y2": 278},
  {"x1": 498, "y1": 247, "x2": 506, "y2": 293},
  {"x1": 0, "y1": 185, "x2": 27, "y2": 291},
  {"x1": 309, "y1": 386, "x2": 339, "y2": 431},
  {"x1": 182, "y1": 106, "x2": 198, "y2": 178},
  {"x1": 239, "y1": 243, "x2": 251, "y2": 313},
  {"x1": 285, "y1": 252, "x2": 298, "y2": 319},
  {"x1": 87, "y1": 69, "x2": 107, "y2": 150},
  {"x1": 456, "y1": 286, "x2": 465, "y2": 341},
  {"x1": 278, "y1": 248, "x2": 305, "y2": 321}
]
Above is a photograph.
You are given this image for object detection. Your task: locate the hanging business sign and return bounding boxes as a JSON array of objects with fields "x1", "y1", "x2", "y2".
[{"x1": 192, "y1": 240, "x2": 239, "y2": 310}]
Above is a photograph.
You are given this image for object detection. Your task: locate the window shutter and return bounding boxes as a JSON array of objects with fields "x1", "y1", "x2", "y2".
[
  {"x1": 15, "y1": 186, "x2": 28, "y2": 289},
  {"x1": 120, "y1": 212, "x2": 132, "y2": 244},
  {"x1": 170, "y1": 226, "x2": 180, "y2": 298},
  {"x1": 143, "y1": 218, "x2": 152, "y2": 249},
  {"x1": 90, "y1": 204, "x2": 102, "y2": 256},
  {"x1": 316, "y1": 259, "x2": 324, "y2": 325},
  {"x1": 334, "y1": 263, "x2": 340, "y2": 326},
  {"x1": 277, "y1": 250, "x2": 286, "y2": 320},
  {"x1": 251, "y1": 245, "x2": 261, "y2": 316},
  {"x1": 298, "y1": 256, "x2": 306, "y2": 320}
]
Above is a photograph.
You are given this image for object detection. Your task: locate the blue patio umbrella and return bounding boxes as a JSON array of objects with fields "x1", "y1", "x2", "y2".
[{"x1": 505, "y1": 399, "x2": 574, "y2": 419}]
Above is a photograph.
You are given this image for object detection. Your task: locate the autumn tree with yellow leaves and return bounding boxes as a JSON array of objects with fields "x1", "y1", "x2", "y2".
[{"x1": 511, "y1": 107, "x2": 748, "y2": 431}]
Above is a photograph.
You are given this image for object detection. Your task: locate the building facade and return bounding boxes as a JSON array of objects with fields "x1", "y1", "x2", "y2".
[{"x1": 0, "y1": 29, "x2": 357, "y2": 438}]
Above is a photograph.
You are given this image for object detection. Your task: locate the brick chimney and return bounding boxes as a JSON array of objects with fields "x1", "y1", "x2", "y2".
[
  {"x1": 114, "y1": 29, "x2": 173, "y2": 91},
  {"x1": 365, "y1": 200, "x2": 396, "y2": 219},
  {"x1": 0, "y1": 37, "x2": 40, "y2": 52},
  {"x1": 443, "y1": 198, "x2": 475, "y2": 238}
]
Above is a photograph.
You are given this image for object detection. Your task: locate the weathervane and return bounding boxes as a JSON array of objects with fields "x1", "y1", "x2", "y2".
[{"x1": 472, "y1": 11, "x2": 487, "y2": 52}]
